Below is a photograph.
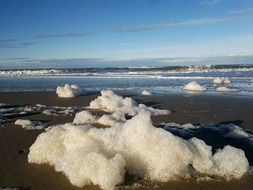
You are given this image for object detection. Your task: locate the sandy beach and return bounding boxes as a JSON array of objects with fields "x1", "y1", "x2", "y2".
[{"x1": 0, "y1": 91, "x2": 253, "y2": 190}]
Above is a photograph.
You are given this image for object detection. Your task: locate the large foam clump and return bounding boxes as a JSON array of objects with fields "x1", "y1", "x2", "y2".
[
  {"x1": 183, "y1": 81, "x2": 206, "y2": 91},
  {"x1": 87, "y1": 90, "x2": 170, "y2": 116},
  {"x1": 73, "y1": 90, "x2": 169, "y2": 127},
  {"x1": 56, "y1": 84, "x2": 82, "y2": 98},
  {"x1": 29, "y1": 111, "x2": 249, "y2": 190},
  {"x1": 28, "y1": 123, "x2": 126, "y2": 190},
  {"x1": 213, "y1": 77, "x2": 231, "y2": 84}
]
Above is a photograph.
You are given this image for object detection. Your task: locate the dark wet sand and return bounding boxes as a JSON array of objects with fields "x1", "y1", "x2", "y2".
[{"x1": 0, "y1": 91, "x2": 253, "y2": 190}]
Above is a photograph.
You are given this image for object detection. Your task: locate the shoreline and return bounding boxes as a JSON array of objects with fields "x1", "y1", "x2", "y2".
[{"x1": 0, "y1": 91, "x2": 253, "y2": 190}]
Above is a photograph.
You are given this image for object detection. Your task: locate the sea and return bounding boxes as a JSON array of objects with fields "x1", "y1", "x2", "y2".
[{"x1": 0, "y1": 64, "x2": 253, "y2": 97}]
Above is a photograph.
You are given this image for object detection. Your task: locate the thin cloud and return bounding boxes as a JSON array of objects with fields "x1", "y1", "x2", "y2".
[
  {"x1": 34, "y1": 32, "x2": 95, "y2": 39},
  {"x1": 0, "y1": 38, "x2": 38, "y2": 48},
  {"x1": 229, "y1": 7, "x2": 253, "y2": 15},
  {"x1": 0, "y1": 38, "x2": 20, "y2": 48},
  {"x1": 200, "y1": 0, "x2": 221, "y2": 6},
  {"x1": 0, "y1": 38, "x2": 20, "y2": 43},
  {"x1": 20, "y1": 41, "x2": 39, "y2": 46},
  {"x1": 0, "y1": 57, "x2": 30, "y2": 60},
  {"x1": 112, "y1": 16, "x2": 240, "y2": 33}
]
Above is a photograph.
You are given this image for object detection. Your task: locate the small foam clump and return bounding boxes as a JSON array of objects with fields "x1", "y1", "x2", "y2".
[
  {"x1": 141, "y1": 90, "x2": 152, "y2": 96},
  {"x1": 97, "y1": 111, "x2": 126, "y2": 126},
  {"x1": 36, "y1": 104, "x2": 47, "y2": 108},
  {"x1": 73, "y1": 110, "x2": 126, "y2": 126},
  {"x1": 73, "y1": 111, "x2": 97, "y2": 125},
  {"x1": 226, "y1": 125, "x2": 252, "y2": 139},
  {"x1": 56, "y1": 84, "x2": 82, "y2": 98},
  {"x1": 87, "y1": 90, "x2": 170, "y2": 116},
  {"x1": 162, "y1": 122, "x2": 198, "y2": 129},
  {"x1": 214, "y1": 124, "x2": 253, "y2": 143},
  {"x1": 29, "y1": 111, "x2": 249, "y2": 190},
  {"x1": 42, "y1": 109, "x2": 58, "y2": 116},
  {"x1": 43, "y1": 107, "x2": 76, "y2": 116},
  {"x1": 216, "y1": 86, "x2": 238, "y2": 92},
  {"x1": 183, "y1": 81, "x2": 206, "y2": 91},
  {"x1": 15, "y1": 119, "x2": 46, "y2": 130},
  {"x1": 213, "y1": 77, "x2": 231, "y2": 84}
]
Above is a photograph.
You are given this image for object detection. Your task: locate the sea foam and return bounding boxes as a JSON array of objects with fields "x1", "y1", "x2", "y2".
[
  {"x1": 216, "y1": 86, "x2": 238, "y2": 92},
  {"x1": 213, "y1": 77, "x2": 231, "y2": 84},
  {"x1": 87, "y1": 90, "x2": 171, "y2": 116},
  {"x1": 29, "y1": 111, "x2": 249, "y2": 190},
  {"x1": 28, "y1": 90, "x2": 250, "y2": 190},
  {"x1": 74, "y1": 90, "x2": 169, "y2": 126},
  {"x1": 56, "y1": 84, "x2": 82, "y2": 98},
  {"x1": 28, "y1": 111, "x2": 249, "y2": 189},
  {"x1": 15, "y1": 119, "x2": 46, "y2": 130},
  {"x1": 183, "y1": 81, "x2": 206, "y2": 91},
  {"x1": 141, "y1": 90, "x2": 152, "y2": 96}
]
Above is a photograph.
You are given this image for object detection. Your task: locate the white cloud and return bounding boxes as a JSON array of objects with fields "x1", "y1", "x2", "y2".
[
  {"x1": 112, "y1": 15, "x2": 241, "y2": 33},
  {"x1": 229, "y1": 7, "x2": 253, "y2": 15},
  {"x1": 200, "y1": 0, "x2": 221, "y2": 6}
]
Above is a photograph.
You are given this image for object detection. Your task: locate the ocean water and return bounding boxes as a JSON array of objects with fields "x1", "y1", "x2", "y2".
[{"x1": 0, "y1": 64, "x2": 253, "y2": 97}]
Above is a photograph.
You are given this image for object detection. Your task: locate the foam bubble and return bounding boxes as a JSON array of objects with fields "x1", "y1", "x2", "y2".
[
  {"x1": 36, "y1": 104, "x2": 47, "y2": 108},
  {"x1": 183, "y1": 81, "x2": 206, "y2": 91},
  {"x1": 213, "y1": 77, "x2": 231, "y2": 84},
  {"x1": 216, "y1": 86, "x2": 238, "y2": 92},
  {"x1": 42, "y1": 109, "x2": 58, "y2": 116},
  {"x1": 162, "y1": 122, "x2": 198, "y2": 129},
  {"x1": 97, "y1": 111, "x2": 126, "y2": 126},
  {"x1": 56, "y1": 84, "x2": 82, "y2": 98},
  {"x1": 141, "y1": 90, "x2": 152, "y2": 96},
  {"x1": 15, "y1": 119, "x2": 46, "y2": 130},
  {"x1": 73, "y1": 111, "x2": 97, "y2": 125},
  {"x1": 29, "y1": 111, "x2": 249, "y2": 190},
  {"x1": 87, "y1": 90, "x2": 170, "y2": 116},
  {"x1": 28, "y1": 123, "x2": 126, "y2": 190}
]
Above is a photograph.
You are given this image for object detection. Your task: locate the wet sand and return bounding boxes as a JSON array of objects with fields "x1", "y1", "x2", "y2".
[{"x1": 0, "y1": 91, "x2": 253, "y2": 190}]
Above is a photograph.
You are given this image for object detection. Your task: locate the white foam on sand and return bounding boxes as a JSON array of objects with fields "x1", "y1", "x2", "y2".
[
  {"x1": 213, "y1": 77, "x2": 231, "y2": 84},
  {"x1": 97, "y1": 111, "x2": 126, "y2": 126},
  {"x1": 73, "y1": 111, "x2": 98, "y2": 125},
  {"x1": 212, "y1": 124, "x2": 253, "y2": 143},
  {"x1": 73, "y1": 110, "x2": 126, "y2": 126},
  {"x1": 141, "y1": 90, "x2": 152, "y2": 96},
  {"x1": 74, "y1": 90, "x2": 169, "y2": 126},
  {"x1": 15, "y1": 119, "x2": 46, "y2": 130},
  {"x1": 87, "y1": 90, "x2": 171, "y2": 116},
  {"x1": 56, "y1": 84, "x2": 82, "y2": 98},
  {"x1": 162, "y1": 122, "x2": 253, "y2": 143},
  {"x1": 36, "y1": 104, "x2": 47, "y2": 108},
  {"x1": 183, "y1": 81, "x2": 206, "y2": 91},
  {"x1": 226, "y1": 125, "x2": 252, "y2": 140},
  {"x1": 43, "y1": 107, "x2": 76, "y2": 116},
  {"x1": 216, "y1": 86, "x2": 238, "y2": 92},
  {"x1": 29, "y1": 111, "x2": 249, "y2": 190},
  {"x1": 42, "y1": 109, "x2": 58, "y2": 116},
  {"x1": 162, "y1": 122, "x2": 198, "y2": 129}
]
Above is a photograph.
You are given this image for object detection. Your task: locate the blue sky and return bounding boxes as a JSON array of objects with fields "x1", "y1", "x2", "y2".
[{"x1": 0, "y1": 0, "x2": 253, "y2": 68}]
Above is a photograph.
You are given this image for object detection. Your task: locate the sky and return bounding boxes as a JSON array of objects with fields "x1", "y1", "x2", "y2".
[{"x1": 0, "y1": 0, "x2": 253, "y2": 68}]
